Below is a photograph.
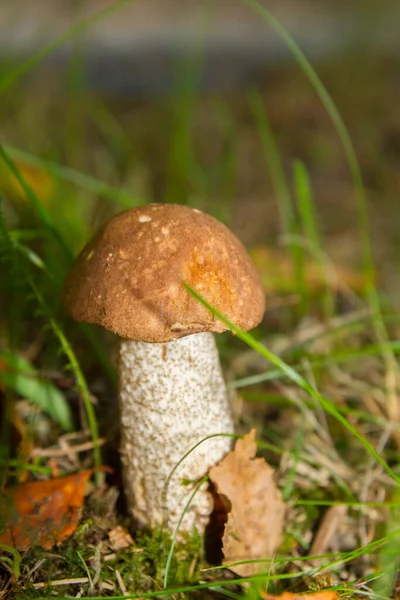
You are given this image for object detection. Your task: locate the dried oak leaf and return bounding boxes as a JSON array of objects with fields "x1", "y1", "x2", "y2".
[
  {"x1": 0, "y1": 470, "x2": 95, "y2": 550},
  {"x1": 260, "y1": 592, "x2": 339, "y2": 600},
  {"x1": 108, "y1": 525, "x2": 134, "y2": 551},
  {"x1": 209, "y1": 429, "x2": 285, "y2": 577}
]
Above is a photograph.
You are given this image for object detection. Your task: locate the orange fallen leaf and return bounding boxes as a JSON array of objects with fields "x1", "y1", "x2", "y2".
[
  {"x1": 0, "y1": 470, "x2": 95, "y2": 550},
  {"x1": 260, "y1": 592, "x2": 339, "y2": 600},
  {"x1": 209, "y1": 429, "x2": 286, "y2": 577},
  {"x1": 249, "y1": 245, "x2": 366, "y2": 295}
]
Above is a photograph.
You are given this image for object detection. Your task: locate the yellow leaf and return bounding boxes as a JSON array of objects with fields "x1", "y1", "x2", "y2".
[
  {"x1": 0, "y1": 159, "x2": 53, "y2": 207},
  {"x1": 260, "y1": 592, "x2": 340, "y2": 600}
]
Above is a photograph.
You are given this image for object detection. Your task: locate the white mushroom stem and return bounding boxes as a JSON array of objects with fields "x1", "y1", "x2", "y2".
[{"x1": 119, "y1": 332, "x2": 234, "y2": 534}]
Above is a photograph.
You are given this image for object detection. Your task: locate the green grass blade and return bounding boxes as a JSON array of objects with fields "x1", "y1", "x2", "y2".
[
  {"x1": 293, "y1": 160, "x2": 320, "y2": 248},
  {"x1": 248, "y1": 89, "x2": 307, "y2": 298},
  {"x1": 248, "y1": 89, "x2": 294, "y2": 234},
  {"x1": 293, "y1": 159, "x2": 334, "y2": 318},
  {"x1": 229, "y1": 340, "x2": 400, "y2": 389},
  {"x1": 162, "y1": 433, "x2": 235, "y2": 526},
  {"x1": 163, "y1": 475, "x2": 208, "y2": 590},
  {"x1": 0, "y1": 544, "x2": 21, "y2": 579},
  {"x1": 165, "y1": 34, "x2": 207, "y2": 204}
]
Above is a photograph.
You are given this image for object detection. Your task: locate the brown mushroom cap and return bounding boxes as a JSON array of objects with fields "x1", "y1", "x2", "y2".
[{"x1": 63, "y1": 204, "x2": 265, "y2": 343}]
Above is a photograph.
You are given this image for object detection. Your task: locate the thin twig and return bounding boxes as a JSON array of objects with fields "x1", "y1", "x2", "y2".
[
  {"x1": 32, "y1": 577, "x2": 89, "y2": 589},
  {"x1": 31, "y1": 438, "x2": 106, "y2": 458},
  {"x1": 115, "y1": 569, "x2": 128, "y2": 596}
]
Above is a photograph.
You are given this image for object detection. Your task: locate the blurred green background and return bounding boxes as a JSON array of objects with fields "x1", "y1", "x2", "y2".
[{"x1": 1, "y1": 0, "x2": 399, "y2": 282}]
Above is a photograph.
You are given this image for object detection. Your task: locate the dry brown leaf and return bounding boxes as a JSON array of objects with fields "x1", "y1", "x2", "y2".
[
  {"x1": 209, "y1": 429, "x2": 286, "y2": 577},
  {"x1": 260, "y1": 592, "x2": 339, "y2": 600},
  {"x1": 0, "y1": 470, "x2": 95, "y2": 550},
  {"x1": 108, "y1": 525, "x2": 134, "y2": 551}
]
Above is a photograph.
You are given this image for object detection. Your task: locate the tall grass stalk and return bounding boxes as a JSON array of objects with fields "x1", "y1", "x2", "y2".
[
  {"x1": 293, "y1": 159, "x2": 335, "y2": 318},
  {"x1": 293, "y1": 160, "x2": 320, "y2": 248},
  {"x1": 165, "y1": 9, "x2": 209, "y2": 205},
  {"x1": 247, "y1": 90, "x2": 294, "y2": 232},
  {"x1": 29, "y1": 278, "x2": 103, "y2": 479},
  {"x1": 248, "y1": 90, "x2": 307, "y2": 299},
  {"x1": 230, "y1": 339, "x2": 400, "y2": 389}
]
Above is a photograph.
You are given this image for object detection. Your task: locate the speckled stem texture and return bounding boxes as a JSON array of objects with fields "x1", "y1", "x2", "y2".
[{"x1": 119, "y1": 332, "x2": 234, "y2": 534}]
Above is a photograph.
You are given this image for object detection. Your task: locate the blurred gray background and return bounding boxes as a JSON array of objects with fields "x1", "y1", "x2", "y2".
[{"x1": 1, "y1": 0, "x2": 399, "y2": 94}]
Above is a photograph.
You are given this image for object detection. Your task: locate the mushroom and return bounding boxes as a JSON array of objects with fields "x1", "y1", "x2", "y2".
[{"x1": 63, "y1": 204, "x2": 265, "y2": 534}]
